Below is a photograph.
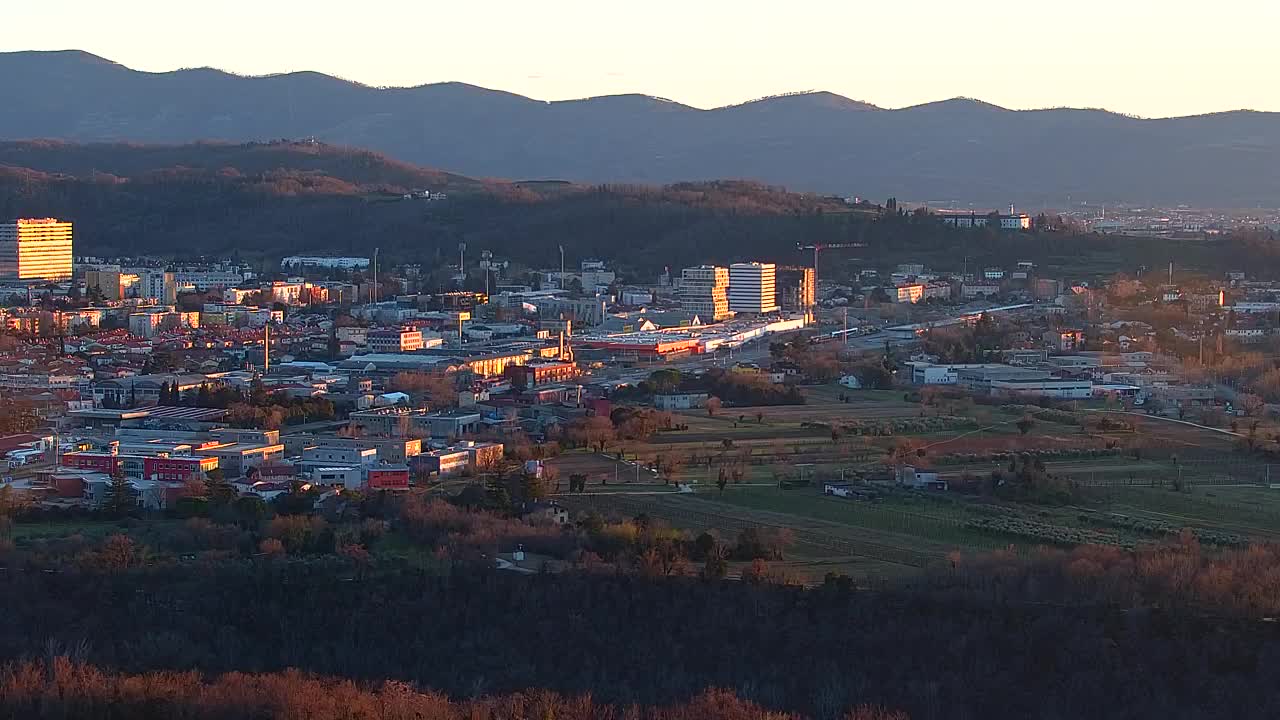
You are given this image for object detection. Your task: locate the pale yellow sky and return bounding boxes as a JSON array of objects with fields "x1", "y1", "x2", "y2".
[{"x1": 6, "y1": 0, "x2": 1278, "y2": 117}]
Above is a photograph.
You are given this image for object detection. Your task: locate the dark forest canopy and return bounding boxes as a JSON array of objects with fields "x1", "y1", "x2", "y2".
[
  {"x1": 3, "y1": 555, "x2": 1280, "y2": 720},
  {"x1": 0, "y1": 139, "x2": 1278, "y2": 277}
]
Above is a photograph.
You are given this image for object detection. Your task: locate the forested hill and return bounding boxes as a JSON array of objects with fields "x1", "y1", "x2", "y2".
[
  {"x1": 4, "y1": 50, "x2": 1280, "y2": 206},
  {"x1": 0, "y1": 139, "x2": 860, "y2": 272},
  {"x1": 0, "y1": 139, "x2": 484, "y2": 193},
  {"x1": 2, "y1": 138, "x2": 1279, "y2": 278}
]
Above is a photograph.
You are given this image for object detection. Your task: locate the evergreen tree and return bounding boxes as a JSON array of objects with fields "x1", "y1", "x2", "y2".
[
  {"x1": 196, "y1": 382, "x2": 213, "y2": 407},
  {"x1": 104, "y1": 464, "x2": 136, "y2": 517}
]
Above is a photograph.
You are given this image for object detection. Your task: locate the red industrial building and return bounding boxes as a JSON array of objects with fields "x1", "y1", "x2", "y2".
[
  {"x1": 60, "y1": 451, "x2": 219, "y2": 481},
  {"x1": 366, "y1": 466, "x2": 410, "y2": 490}
]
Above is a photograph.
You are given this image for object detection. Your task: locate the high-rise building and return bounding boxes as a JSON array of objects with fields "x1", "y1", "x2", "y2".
[
  {"x1": 138, "y1": 270, "x2": 177, "y2": 305},
  {"x1": 0, "y1": 218, "x2": 73, "y2": 281},
  {"x1": 728, "y1": 262, "x2": 779, "y2": 315},
  {"x1": 85, "y1": 270, "x2": 125, "y2": 301},
  {"x1": 680, "y1": 265, "x2": 732, "y2": 321},
  {"x1": 777, "y1": 266, "x2": 816, "y2": 323}
]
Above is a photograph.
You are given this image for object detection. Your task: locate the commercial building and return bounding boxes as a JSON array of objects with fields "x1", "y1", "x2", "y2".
[
  {"x1": 0, "y1": 218, "x2": 73, "y2": 281},
  {"x1": 728, "y1": 262, "x2": 779, "y2": 314},
  {"x1": 505, "y1": 359, "x2": 580, "y2": 388},
  {"x1": 280, "y1": 256, "x2": 370, "y2": 270},
  {"x1": 680, "y1": 265, "x2": 732, "y2": 321},
  {"x1": 955, "y1": 366, "x2": 1093, "y2": 399},
  {"x1": 193, "y1": 441, "x2": 285, "y2": 478},
  {"x1": 533, "y1": 297, "x2": 608, "y2": 326},
  {"x1": 366, "y1": 466, "x2": 411, "y2": 490},
  {"x1": 347, "y1": 407, "x2": 483, "y2": 438},
  {"x1": 938, "y1": 213, "x2": 1031, "y2": 231},
  {"x1": 174, "y1": 269, "x2": 249, "y2": 291}
]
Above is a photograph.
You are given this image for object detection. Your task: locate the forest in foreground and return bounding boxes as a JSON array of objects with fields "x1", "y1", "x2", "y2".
[{"x1": 3, "y1": 544, "x2": 1280, "y2": 720}]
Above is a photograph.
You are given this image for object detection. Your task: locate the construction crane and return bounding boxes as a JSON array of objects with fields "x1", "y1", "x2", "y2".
[
  {"x1": 797, "y1": 242, "x2": 867, "y2": 282},
  {"x1": 797, "y1": 242, "x2": 866, "y2": 320}
]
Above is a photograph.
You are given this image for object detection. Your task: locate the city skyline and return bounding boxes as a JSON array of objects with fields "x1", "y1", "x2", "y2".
[{"x1": 4, "y1": 0, "x2": 1279, "y2": 119}]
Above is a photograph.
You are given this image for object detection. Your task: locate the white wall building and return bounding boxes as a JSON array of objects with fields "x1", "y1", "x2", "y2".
[{"x1": 728, "y1": 262, "x2": 779, "y2": 314}]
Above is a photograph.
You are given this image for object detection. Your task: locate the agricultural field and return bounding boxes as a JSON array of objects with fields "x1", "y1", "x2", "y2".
[{"x1": 549, "y1": 389, "x2": 1280, "y2": 582}]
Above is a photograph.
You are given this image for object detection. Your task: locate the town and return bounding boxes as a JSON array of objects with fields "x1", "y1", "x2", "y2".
[{"x1": 1, "y1": 211, "x2": 1278, "y2": 562}]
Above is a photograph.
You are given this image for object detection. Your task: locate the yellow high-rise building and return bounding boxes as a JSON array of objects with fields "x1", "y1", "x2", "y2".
[{"x1": 0, "y1": 218, "x2": 74, "y2": 281}]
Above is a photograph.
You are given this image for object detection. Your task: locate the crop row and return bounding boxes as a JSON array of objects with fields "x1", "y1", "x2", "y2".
[
  {"x1": 1000, "y1": 404, "x2": 1079, "y2": 425},
  {"x1": 1095, "y1": 514, "x2": 1249, "y2": 547},
  {"x1": 935, "y1": 448, "x2": 1122, "y2": 465},
  {"x1": 966, "y1": 517, "x2": 1135, "y2": 549}
]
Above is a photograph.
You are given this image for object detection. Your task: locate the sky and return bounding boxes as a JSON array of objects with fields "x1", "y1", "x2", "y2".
[{"x1": 5, "y1": 0, "x2": 1279, "y2": 118}]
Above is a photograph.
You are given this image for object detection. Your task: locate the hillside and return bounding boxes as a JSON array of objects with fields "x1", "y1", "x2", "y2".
[
  {"x1": 2, "y1": 51, "x2": 1280, "y2": 206},
  {"x1": 0, "y1": 139, "x2": 863, "y2": 272},
  {"x1": 0, "y1": 138, "x2": 482, "y2": 192}
]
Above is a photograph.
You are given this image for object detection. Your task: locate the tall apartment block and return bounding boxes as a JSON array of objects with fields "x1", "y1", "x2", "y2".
[
  {"x1": 777, "y1": 266, "x2": 816, "y2": 324},
  {"x1": 679, "y1": 265, "x2": 732, "y2": 321},
  {"x1": 0, "y1": 218, "x2": 73, "y2": 281},
  {"x1": 728, "y1": 262, "x2": 779, "y2": 314}
]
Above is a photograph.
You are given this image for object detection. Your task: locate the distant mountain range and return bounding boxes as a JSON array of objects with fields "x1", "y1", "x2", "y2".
[{"x1": 3, "y1": 50, "x2": 1279, "y2": 207}]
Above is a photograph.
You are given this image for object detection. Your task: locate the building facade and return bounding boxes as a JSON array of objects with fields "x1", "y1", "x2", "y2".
[
  {"x1": 0, "y1": 218, "x2": 73, "y2": 281},
  {"x1": 680, "y1": 265, "x2": 732, "y2": 321},
  {"x1": 728, "y1": 262, "x2": 779, "y2": 314}
]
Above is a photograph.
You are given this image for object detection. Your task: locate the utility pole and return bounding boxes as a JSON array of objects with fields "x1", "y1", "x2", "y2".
[
  {"x1": 558, "y1": 245, "x2": 566, "y2": 291},
  {"x1": 372, "y1": 247, "x2": 379, "y2": 305}
]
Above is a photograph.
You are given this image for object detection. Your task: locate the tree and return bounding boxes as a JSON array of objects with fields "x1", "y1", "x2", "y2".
[
  {"x1": 1239, "y1": 393, "x2": 1266, "y2": 417},
  {"x1": 104, "y1": 466, "x2": 137, "y2": 517},
  {"x1": 705, "y1": 396, "x2": 723, "y2": 416},
  {"x1": 1016, "y1": 415, "x2": 1035, "y2": 435}
]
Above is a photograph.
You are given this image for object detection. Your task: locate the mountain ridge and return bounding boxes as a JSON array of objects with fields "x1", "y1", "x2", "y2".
[{"x1": 3, "y1": 50, "x2": 1279, "y2": 205}]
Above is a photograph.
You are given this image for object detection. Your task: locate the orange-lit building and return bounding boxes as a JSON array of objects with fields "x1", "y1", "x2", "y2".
[{"x1": 0, "y1": 218, "x2": 73, "y2": 281}]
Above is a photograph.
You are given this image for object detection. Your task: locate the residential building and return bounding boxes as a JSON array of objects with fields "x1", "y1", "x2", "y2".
[
  {"x1": 939, "y1": 213, "x2": 1031, "y2": 231},
  {"x1": 962, "y1": 283, "x2": 1001, "y2": 299},
  {"x1": 0, "y1": 218, "x2": 73, "y2": 281},
  {"x1": 728, "y1": 262, "x2": 779, "y2": 314},
  {"x1": 367, "y1": 327, "x2": 426, "y2": 353},
  {"x1": 777, "y1": 266, "x2": 816, "y2": 321},
  {"x1": 653, "y1": 392, "x2": 709, "y2": 410},
  {"x1": 1044, "y1": 329, "x2": 1085, "y2": 352},
  {"x1": 269, "y1": 281, "x2": 306, "y2": 306},
  {"x1": 85, "y1": 270, "x2": 125, "y2": 301},
  {"x1": 893, "y1": 284, "x2": 924, "y2": 304},
  {"x1": 1000, "y1": 214, "x2": 1032, "y2": 230},
  {"x1": 680, "y1": 265, "x2": 732, "y2": 321},
  {"x1": 136, "y1": 270, "x2": 177, "y2": 304}
]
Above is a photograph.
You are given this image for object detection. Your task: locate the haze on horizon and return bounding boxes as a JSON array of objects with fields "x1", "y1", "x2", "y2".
[{"x1": 5, "y1": 0, "x2": 1279, "y2": 118}]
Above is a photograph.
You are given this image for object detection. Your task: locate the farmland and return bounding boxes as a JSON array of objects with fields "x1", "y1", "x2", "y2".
[{"x1": 547, "y1": 382, "x2": 1280, "y2": 582}]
